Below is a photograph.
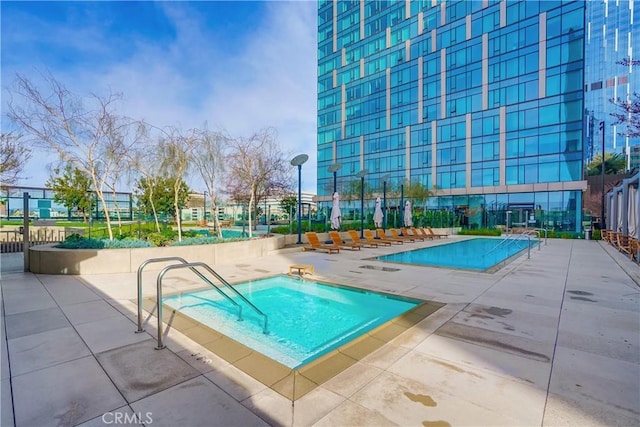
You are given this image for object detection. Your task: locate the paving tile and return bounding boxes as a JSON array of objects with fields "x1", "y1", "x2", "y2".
[
  {"x1": 448, "y1": 302, "x2": 559, "y2": 343},
  {"x1": 413, "y1": 334, "x2": 551, "y2": 387},
  {"x1": 61, "y1": 299, "x2": 123, "y2": 326},
  {"x1": 556, "y1": 329, "x2": 639, "y2": 364},
  {"x1": 77, "y1": 406, "x2": 142, "y2": 427},
  {"x1": 349, "y1": 371, "x2": 524, "y2": 426},
  {"x1": 1, "y1": 378, "x2": 13, "y2": 427},
  {"x1": 388, "y1": 350, "x2": 546, "y2": 425},
  {"x1": 130, "y1": 376, "x2": 268, "y2": 427},
  {"x1": 5, "y1": 306, "x2": 70, "y2": 339},
  {"x1": 8, "y1": 326, "x2": 91, "y2": 376},
  {"x1": 96, "y1": 340, "x2": 199, "y2": 403},
  {"x1": 1, "y1": 288, "x2": 57, "y2": 315},
  {"x1": 543, "y1": 391, "x2": 640, "y2": 427},
  {"x1": 435, "y1": 321, "x2": 554, "y2": 363},
  {"x1": 242, "y1": 388, "x2": 344, "y2": 426},
  {"x1": 43, "y1": 279, "x2": 102, "y2": 306},
  {"x1": 312, "y1": 399, "x2": 398, "y2": 426},
  {"x1": 204, "y1": 364, "x2": 267, "y2": 401},
  {"x1": 75, "y1": 315, "x2": 151, "y2": 354},
  {"x1": 0, "y1": 315, "x2": 9, "y2": 380},
  {"x1": 292, "y1": 386, "x2": 346, "y2": 426},
  {"x1": 12, "y1": 355, "x2": 126, "y2": 426},
  {"x1": 322, "y1": 361, "x2": 383, "y2": 398},
  {"x1": 549, "y1": 346, "x2": 640, "y2": 414}
]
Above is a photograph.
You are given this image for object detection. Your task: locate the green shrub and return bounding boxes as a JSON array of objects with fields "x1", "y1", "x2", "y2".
[
  {"x1": 55, "y1": 234, "x2": 152, "y2": 249},
  {"x1": 55, "y1": 236, "x2": 105, "y2": 249},
  {"x1": 171, "y1": 237, "x2": 220, "y2": 246},
  {"x1": 146, "y1": 232, "x2": 172, "y2": 247},
  {"x1": 103, "y1": 239, "x2": 152, "y2": 248},
  {"x1": 458, "y1": 227, "x2": 502, "y2": 236}
]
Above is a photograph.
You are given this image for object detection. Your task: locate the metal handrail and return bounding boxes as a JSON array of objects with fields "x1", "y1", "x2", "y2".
[
  {"x1": 136, "y1": 257, "x2": 242, "y2": 333},
  {"x1": 485, "y1": 232, "x2": 533, "y2": 259},
  {"x1": 522, "y1": 229, "x2": 544, "y2": 250},
  {"x1": 154, "y1": 262, "x2": 269, "y2": 349}
]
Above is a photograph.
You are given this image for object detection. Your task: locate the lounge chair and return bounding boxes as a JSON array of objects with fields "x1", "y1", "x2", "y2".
[
  {"x1": 630, "y1": 238, "x2": 640, "y2": 262},
  {"x1": 376, "y1": 229, "x2": 404, "y2": 244},
  {"x1": 389, "y1": 228, "x2": 416, "y2": 242},
  {"x1": 617, "y1": 233, "x2": 632, "y2": 257},
  {"x1": 304, "y1": 232, "x2": 340, "y2": 253},
  {"x1": 401, "y1": 227, "x2": 425, "y2": 241},
  {"x1": 347, "y1": 229, "x2": 379, "y2": 248},
  {"x1": 424, "y1": 227, "x2": 448, "y2": 239},
  {"x1": 363, "y1": 229, "x2": 392, "y2": 246},
  {"x1": 328, "y1": 230, "x2": 362, "y2": 250},
  {"x1": 412, "y1": 227, "x2": 435, "y2": 240}
]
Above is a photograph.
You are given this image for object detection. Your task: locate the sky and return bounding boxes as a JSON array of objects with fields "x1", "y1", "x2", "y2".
[{"x1": 1, "y1": 0, "x2": 319, "y2": 193}]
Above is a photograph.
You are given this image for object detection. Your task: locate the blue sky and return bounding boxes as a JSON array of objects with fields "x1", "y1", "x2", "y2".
[{"x1": 1, "y1": 0, "x2": 318, "y2": 193}]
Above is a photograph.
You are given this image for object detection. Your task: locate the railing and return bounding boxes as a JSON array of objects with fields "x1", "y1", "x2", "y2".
[
  {"x1": 0, "y1": 229, "x2": 69, "y2": 253},
  {"x1": 135, "y1": 257, "x2": 269, "y2": 349},
  {"x1": 485, "y1": 232, "x2": 534, "y2": 259},
  {"x1": 135, "y1": 257, "x2": 243, "y2": 333}
]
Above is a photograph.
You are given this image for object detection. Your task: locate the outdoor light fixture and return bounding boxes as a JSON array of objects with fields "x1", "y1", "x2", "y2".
[
  {"x1": 356, "y1": 169, "x2": 369, "y2": 238},
  {"x1": 203, "y1": 190, "x2": 208, "y2": 223},
  {"x1": 600, "y1": 121, "x2": 606, "y2": 230},
  {"x1": 291, "y1": 154, "x2": 309, "y2": 244},
  {"x1": 381, "y1": 173, "x2": 391, "y2": 230},
  {"x1": 327, "y1": 162, "x2": 342, "y2": 194}
]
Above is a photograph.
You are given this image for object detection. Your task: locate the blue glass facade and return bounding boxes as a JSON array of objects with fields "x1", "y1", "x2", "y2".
[
  {"x1": 317, "y1": 0, "x2": 589, "y2": 231},
  {"x1": 584, "y1": 0, "x2": 639, "y2": 165}
]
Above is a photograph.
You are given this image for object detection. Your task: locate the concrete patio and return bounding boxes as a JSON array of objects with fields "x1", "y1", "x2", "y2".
[{"x1": 1, "y1": 237, "x2": 639, "y2": 426}]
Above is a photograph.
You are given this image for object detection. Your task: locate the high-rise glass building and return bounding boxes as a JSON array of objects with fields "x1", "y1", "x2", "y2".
[
  {"x1": 584, "y1": 0, "x2": 638, "y2": 167},
  {"x1": 317, "y1": 0, "x2": 593, "y2": 232}
]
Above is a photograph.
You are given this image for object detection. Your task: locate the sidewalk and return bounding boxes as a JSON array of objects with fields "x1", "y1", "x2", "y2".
[{"x1": 1, "y1": 239, "x2": 638, "y2": 426}]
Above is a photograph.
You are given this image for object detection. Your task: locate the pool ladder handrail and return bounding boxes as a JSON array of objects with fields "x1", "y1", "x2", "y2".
[
  {"x1": 136, "y1": 258, "x2": 269, "y2": 350},
  {"x1": 136, "y1": 257, "x2": 243, "y2": 334},
  {"x1": 484, "y1": 232, "x2": 535, "y2": 259}
]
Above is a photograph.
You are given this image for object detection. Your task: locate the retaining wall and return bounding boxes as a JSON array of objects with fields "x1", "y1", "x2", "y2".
[{"x1": 28, "y1": 235, "x2": 287, "y2": 275}]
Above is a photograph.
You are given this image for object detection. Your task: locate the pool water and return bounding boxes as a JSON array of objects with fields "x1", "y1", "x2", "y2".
[
  {"x1": 163, "y1": 276, "x2": 420, "y2": 368},
  {"x1": 376, "y1": 237, "x2": 532, "y2": 271}
]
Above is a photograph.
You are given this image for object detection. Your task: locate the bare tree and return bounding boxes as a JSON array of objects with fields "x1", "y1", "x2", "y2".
[
  {"x1": 224, "y1": 128, "x2": 292, "y2": 238},
  {"x1": 158, "y1": 127, "x2": 196, "y2": 241},
  {"x1": 6, "y1": 73, "x2": 143, "y2": 239},
  {"x1": 0, "y1": 131, "x2": 31, "y2": 186},
  {"x1": 125, "y1": 128, "x2": 164, "y2": 232},
  {"x1": 191, "y1": 128, "x2": 228, "y2": 238}
]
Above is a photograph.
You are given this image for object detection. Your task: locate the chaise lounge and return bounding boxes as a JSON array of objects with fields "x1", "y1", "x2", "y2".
[
  {"x1": 328, "y1": 231, "x2": 362, "y2": 250},
  {"x1": 304, "y1": 232, "x2": 341, "y2": 254}
]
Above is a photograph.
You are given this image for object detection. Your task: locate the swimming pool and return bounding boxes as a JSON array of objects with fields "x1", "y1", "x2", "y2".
[
  {"x1": 163, "y1": 276, "x2": 421, "y2": 369},
  {"x1": 376, "y1": 237, "x2": 533, "y2": 271},
  {"x1": 158, "y1": 275, "x2": 443, "y2": 399}
]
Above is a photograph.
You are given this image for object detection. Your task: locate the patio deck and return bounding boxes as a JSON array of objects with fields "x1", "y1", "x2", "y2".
[{"x1": 1, "y1": 237, "x2": 638, "y2": 426}]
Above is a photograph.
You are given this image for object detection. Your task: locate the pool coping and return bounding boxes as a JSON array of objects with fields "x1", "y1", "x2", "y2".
[{"x1": 139, "y1": 280, "x2": 445, "y2": 401}]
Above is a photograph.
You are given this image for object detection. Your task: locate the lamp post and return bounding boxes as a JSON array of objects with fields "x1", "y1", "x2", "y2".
[
  {"x1": 599, "y1": 121, "x2": 606, "y2": 230},
  {"x1": 291, "y1": 154, "x2": 309, "y2": 244},
  {"x1": 357, "y1": 169, "x2": 369, "y2": 238},
  {"x1": 327, "y1": 163, "x2": 342, "y2": 194},
  {"x1": 203, "y1": 191, "x2": 207, "y2": 224},
  {"x1": 381, "y1": 173, "x2": 390, "y2": 230},
  {"x1": 400, "y1": 183, "x2": 404, "y2": 229}
]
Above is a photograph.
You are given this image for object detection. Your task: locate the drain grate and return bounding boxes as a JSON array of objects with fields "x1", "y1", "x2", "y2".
[{"x1": 359, "y1": 265, "x2": 401, "y2": 272}]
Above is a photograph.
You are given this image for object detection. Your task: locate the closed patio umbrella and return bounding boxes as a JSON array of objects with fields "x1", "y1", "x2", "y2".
[
  {"x1": 404, "y1": 200, "x2": 413, "y2": 227},
  {"x1": 373, "y1": 197, "x2": 383, "y2": 228},
  {"x1": 331, "y1": 191, "x2": 342, "y2": 230}
]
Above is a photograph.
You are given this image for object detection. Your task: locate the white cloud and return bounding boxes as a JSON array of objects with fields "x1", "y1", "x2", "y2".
[{"x1": 4, "y1": 1, "x2": 319, "y2": 193}]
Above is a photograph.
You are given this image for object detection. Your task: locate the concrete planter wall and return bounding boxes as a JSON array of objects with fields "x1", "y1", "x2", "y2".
[{"x1": 29, "y1": 235, "x2": 286, "y2": 275}]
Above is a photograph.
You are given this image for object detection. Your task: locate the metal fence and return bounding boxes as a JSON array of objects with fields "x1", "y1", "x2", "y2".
[{"x1": 0, "y1": 229, "x2": 71, "y2": 253}]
